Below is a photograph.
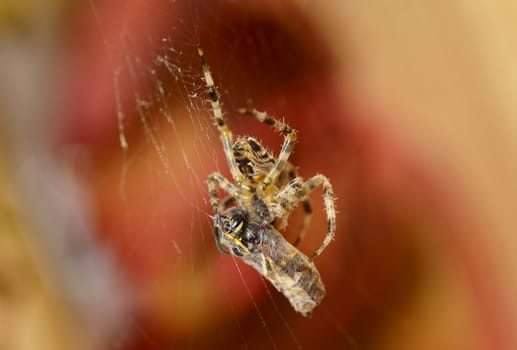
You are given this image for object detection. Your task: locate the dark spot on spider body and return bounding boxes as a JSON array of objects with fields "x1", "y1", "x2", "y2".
[
  {"x1": 208, "y1": 89, "x2": 218, "y2": 102},
  {"x1": 264, "y1": 117, "x2": 275, "y2": 125},
  {"x1": 236, "y1": 157, "x2": 255, "y2": 175},
  {"x1": 327, "y1": 218, "x2": 335, "y2": 232},
  {"x1": 252, "y1": 194, "x2": 272, "y2": 222},
  {"x1": 303, "y1": 200, "x2": 312, "y2": 213},
  {"x1": 248, "y1": 138, "x2": 263, "y2": 152}
]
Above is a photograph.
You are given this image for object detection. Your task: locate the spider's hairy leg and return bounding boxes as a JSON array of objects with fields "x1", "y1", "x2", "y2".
[
  {"x1": 275, "y1": 174, "x2": 336, "y2": 260},
  {"x1": 303, "y1": 175, "x2": 336, "y2": 260},
  {"x1": 198, "y1": 46, "x2": 243, "y2": 184},
  {"x1": 281, "y1": 164, "x2": 313, "y2": 247},
  {"x1": 207, "y1": 172, "x2": 239, "y2": 214},
  {"x1": 237, "y1": 108, "x2": 297, "y2": 188},
  {"x1": 207, "y1": 172, "x2": 240, "y2": 255},
  {"x1": 273, "y1": 177, "x2": 312, "y2": 246},
  {"x1": 294, "y1": 200, "x2": 312, "y2": 247},
  {"x1": 197, "y1": 46, "x2": 223, "y2": 124},
  {"x1": 220, "y1": 195, "x2": 236, "y2": 211}
]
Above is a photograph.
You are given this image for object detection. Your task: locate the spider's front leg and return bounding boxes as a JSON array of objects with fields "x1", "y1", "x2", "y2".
[
  {"x1": 237, "y1": 108, "x2": 297, "y2": 189},
  {"x1": 198, "y1": 46, "x2": 243, "y2": 185}
]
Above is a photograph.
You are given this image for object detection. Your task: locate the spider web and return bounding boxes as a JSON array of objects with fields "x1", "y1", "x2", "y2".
[{"x1": 78, "y1": 1, "x2": 411, "y2": 349}]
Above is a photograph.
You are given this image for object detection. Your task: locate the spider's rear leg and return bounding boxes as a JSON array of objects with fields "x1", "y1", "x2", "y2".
[
  {"x1": 293, "y1": 200, "x2": 312, "y2": 247},
  {"x1": 303, "y1": 175, "x2": 336, "y2": 260},
  {"x1": 273, "y1": 177, "x2": 313, "y2": 247},
  {"x1": 275, "y1": 164, "x2": 313, "y2": 248},
  {"x1": 237, "y1": 108, "x2": 297, "y2": 189},
  {"x1": 274, "y1": 175, "x2": 336, "y2": 260}
]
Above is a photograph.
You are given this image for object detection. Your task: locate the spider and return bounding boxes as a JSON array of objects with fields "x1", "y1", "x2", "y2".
[{"x1": 198, "y1": 46, "x2": 336, "y2": 316}]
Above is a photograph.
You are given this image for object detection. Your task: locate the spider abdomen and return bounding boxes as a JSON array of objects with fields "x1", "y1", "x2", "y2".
[{"x1": 233, "y1": 136, "x2": 275, "y2": 178}]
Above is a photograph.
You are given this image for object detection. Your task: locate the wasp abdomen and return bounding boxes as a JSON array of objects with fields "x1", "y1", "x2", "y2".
[{"x1": 241, "y1": 224, "x2": 326, "y2": 316}]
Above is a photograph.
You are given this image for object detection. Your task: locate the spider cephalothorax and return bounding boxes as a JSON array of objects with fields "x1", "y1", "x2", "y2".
[{"x1": 199, "y1": 46, "x2": 336, "y2": 316}]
